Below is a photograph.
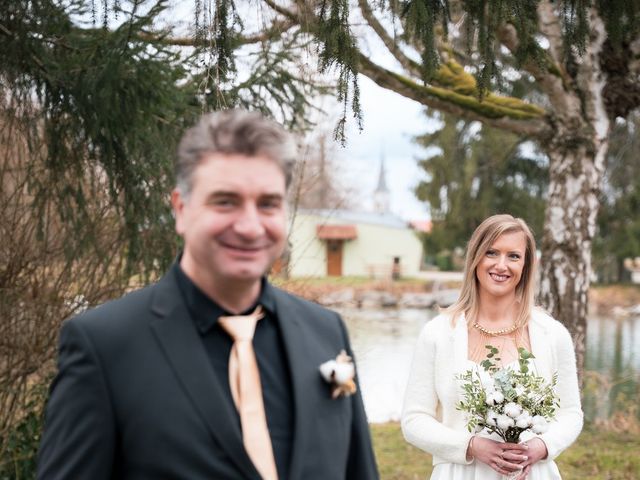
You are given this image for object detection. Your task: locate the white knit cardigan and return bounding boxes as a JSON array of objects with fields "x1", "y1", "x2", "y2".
[{"x1": 401, "y1": 309, "x2": 583, "y2": 467}]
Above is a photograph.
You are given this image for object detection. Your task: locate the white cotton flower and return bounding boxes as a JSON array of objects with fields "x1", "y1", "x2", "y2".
[
  {"x1": 497, "y1": 414, "x2": 515, "y2": 430},
  {"x1": 319, "y1": 360, "x2": 337, "y2": 382},
  {"x1": 504, "y1": 402, "x2": 523, "y2": 418},
  {"x1": 515, "y1": 413, "x2": 532, "y2": 429},
  {"x1": 532, "y1": 422, "x2": 549, "y2": 434},
  {"x1": 532, "y1": 415, "x2": 547, "y2": 426},
  {"x1": 515, "y1": 385, "x2": 526, "y2": 397},
  {"x1": 333, "y1": 362, "x2": 355, "y2": 384},
  {"x1": 486, "y1": 409, "x2": 499, "y2": 426},
  {"x1": 485, "y1": 390, "x2": 505, "y2": 406},
  {"x1": 531, "y1": 415, "x2": 548, "y2": 434}
]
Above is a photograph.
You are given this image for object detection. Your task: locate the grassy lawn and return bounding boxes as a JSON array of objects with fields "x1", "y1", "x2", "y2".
[{"x1": 371, "y1": 423, "x2": 640, "y2": 480}]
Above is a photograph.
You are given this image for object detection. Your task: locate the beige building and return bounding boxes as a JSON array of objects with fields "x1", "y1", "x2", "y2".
[
  {"x1": 287, "y1": 209, "x2": 424, "y2": 278},
  {"x1": 624, "y1": 257, "x2": 640, "y2": 284}
]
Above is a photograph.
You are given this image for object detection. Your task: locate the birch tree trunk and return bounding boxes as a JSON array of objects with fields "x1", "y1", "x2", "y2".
[
  {"x1": 539, "y1": 140, "x2": 607, "y2": 382},
  {"x1": 538, "y1": 8, "x2": 610, "y2": 382}
]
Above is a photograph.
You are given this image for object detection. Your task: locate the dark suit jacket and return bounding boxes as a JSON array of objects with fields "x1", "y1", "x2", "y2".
[{"x1": 37, "y1": 272, "x2": 379, "y2": 479}]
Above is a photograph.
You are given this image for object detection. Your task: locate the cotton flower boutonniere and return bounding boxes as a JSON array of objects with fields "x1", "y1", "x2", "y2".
[{"x1": 319, "y1": 350, "x2": 357, "y2": 399}]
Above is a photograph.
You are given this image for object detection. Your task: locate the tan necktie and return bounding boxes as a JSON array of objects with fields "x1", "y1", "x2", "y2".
[{"x1": 218, "y1": 306, "x2": 278, "y2": 480}]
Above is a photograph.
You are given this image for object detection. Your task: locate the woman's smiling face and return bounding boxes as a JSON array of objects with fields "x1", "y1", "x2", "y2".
[{"x1": 476, "y1": 231, "x2": 527, "y2": 300}]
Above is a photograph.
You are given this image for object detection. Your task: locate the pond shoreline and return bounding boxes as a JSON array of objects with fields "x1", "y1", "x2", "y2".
[{"x1": 276, "y1": 277, "x2": 640, "y2": 313}]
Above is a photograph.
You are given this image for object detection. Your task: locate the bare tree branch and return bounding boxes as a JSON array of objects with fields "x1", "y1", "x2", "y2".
[
  {"x1": 357, "y1": 0, "x2": 422, "y2": 77},
  {"x1": 537, "y1": 0, "x2": 567, "y2": 70},
  {"x1": 495, "y1": 23, "x2": 573, "y2": 113},
  {"x1": 263, "y1": 0, "x2": 301, "y2": 20},
  {"x1": 357, "y1": 53, "x2": 551, "y2": 137}
]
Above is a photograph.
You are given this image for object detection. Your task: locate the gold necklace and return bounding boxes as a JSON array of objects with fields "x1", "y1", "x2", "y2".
[{"x1": 472, "y1": 321, "x2": 519, "y2": 336}]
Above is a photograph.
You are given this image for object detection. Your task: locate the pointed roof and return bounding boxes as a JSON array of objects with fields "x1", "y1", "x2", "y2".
[{"x1": 375, "y1": 155, "x2": 389, "y2": 193}]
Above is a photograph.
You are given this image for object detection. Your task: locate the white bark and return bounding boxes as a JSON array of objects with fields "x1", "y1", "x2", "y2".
[{"x1": 538, "y1": 10, "x2": 610, "y2": 382}]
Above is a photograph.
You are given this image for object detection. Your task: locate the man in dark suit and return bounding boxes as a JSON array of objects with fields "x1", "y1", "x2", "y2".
[{"x1": 37, "y1": 110, "x2": 379, "y2": 479}]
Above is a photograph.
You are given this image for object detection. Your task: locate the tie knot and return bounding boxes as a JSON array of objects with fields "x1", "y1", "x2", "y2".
[{"x1": 218, "y1": 305, "x2": 264, "y2": 342}]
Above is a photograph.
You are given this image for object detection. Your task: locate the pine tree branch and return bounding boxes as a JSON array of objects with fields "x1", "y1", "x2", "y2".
[
  {"x1": 137, "y1": 17, "x2": 296, "y2": 47},
  {"x1": 357, "y1": 53, "x2": 551, "y2": 137},
  {"x1": 357, "y1": 0, "x2": 422, "y2": 77}
]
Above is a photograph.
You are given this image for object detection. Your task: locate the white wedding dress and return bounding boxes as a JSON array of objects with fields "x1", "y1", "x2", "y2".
[
  {"x1": 430, "y1": 446, "x2": 561, "y2": 480},
  {"x1": 430, "y1": 361, "x2": 562, "y2": 480}
]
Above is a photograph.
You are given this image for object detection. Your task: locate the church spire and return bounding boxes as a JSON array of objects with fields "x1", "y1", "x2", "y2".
[
  {"x1": 375, "y1": 155, "x2": 389, "y2": 193},
  {"x1": 374, "y1": 154, "x2": 390, "y2": 213}
]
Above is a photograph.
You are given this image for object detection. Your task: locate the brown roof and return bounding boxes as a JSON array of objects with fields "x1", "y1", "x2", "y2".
[
  {"x1": 409, "y1": 220, "x2": 432, "y2": 233},
  {"x1": 316, "y1": 224, "x2": 358, "y2": 240}
]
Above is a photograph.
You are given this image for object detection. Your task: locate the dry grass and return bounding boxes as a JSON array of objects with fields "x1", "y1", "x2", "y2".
[
  {"x1": 590, "y1": 284, "x2": 640, "y2": 313},
  {"x1": 271, "y1": 275, "x2": 461, "y2": 303}
]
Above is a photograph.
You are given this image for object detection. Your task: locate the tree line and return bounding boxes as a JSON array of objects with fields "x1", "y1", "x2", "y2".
[{"x1": 417, "y1": 110, "x2": 640, "y2": 284}]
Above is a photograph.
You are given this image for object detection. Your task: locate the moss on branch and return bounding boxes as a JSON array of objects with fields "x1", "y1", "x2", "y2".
[
  {"x1": 427, "y1": 60, "x2": 546, "y2": 118},
  {"x1": 378, "y1": 58, "x2": 546, "y2": 120}
]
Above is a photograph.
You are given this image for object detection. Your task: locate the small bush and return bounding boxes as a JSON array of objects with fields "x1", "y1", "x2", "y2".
[{"x1": 0, "y1": 385, "x2": 46, "y2": 480}]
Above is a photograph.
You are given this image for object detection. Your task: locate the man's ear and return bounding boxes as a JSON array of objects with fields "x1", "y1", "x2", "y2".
[{"x1": 171, "y1": 188, "x2": 186, "y2": 235}]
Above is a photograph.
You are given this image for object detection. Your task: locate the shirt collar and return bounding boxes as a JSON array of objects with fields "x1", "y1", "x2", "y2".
[{"x1": 171, "y1": 261, "x2": 277, "y2": 334}]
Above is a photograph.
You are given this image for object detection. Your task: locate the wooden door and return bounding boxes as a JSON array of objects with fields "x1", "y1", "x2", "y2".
[{"x1": 326, "y1": 240, "x2": 343, "y2": 276}]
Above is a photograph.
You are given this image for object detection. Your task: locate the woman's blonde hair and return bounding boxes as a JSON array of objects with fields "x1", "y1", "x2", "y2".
[{"x1": 446, "y1": 214, "x2": 537, "y2": 328}]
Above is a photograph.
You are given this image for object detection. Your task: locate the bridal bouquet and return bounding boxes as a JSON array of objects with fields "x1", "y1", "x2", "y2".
[{"x1": 457, "y1": 346, "x2": 559, "y2": 443}]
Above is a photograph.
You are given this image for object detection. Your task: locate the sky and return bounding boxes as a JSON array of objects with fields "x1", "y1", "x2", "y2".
[
  {"x1": 162, "y1": 0, "x2": 437, "y2": 221},
  {"x1": 333, "y1": 76, "x2": 434, "y2": 221}
]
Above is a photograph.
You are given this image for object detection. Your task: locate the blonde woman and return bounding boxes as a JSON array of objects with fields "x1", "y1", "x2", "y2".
[{"x1": 402, "y1": 214, "x2": 582, "y2": 480}]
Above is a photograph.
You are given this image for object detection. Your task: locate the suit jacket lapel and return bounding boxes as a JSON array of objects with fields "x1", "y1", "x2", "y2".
[
  {"x1": 270, "y1": 289, "x2": 314, "y2": 480},
  {"x1": 148, "y1": 273, "x2": 259, "y2": 480}
]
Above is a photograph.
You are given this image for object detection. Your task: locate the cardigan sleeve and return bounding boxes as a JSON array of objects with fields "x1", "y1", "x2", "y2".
[
  {"x1": 538, "y1": 320, "x2": 583, "y2": 459},
  {"x1": 401, "y1": 319, "x2": 473, "y2": 465}
]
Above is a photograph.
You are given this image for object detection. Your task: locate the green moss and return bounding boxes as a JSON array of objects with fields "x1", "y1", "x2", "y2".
[
  {"x1": 388, "y1": 58, "x2": 546, "y2": 121},
  {"x1": 389, "y1": 70, "x2": 546, "y2": 120},
  {"x1": 433, "y1": 60, "x2": 476, "y2": 95}
]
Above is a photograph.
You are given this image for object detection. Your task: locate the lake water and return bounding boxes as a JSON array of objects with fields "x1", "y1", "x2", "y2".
[{"x1": 339, "y1": 308, "x2": 640, "y2": 423}]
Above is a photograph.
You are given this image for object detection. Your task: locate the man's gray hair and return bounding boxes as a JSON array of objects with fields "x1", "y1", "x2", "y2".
[{"x1": 175, "y1": 109, "x2": 296, "y2": 196}]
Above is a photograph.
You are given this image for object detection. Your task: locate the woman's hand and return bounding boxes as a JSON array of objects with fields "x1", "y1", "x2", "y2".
[
  {"x1": 513, "y1": 438, "x2": 548, "y2": 480},
  {"x1": 467, "y1": 436, "x2": 529, "y2": 476}
]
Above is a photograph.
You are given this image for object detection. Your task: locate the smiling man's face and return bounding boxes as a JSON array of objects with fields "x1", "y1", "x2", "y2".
[{"x1": 172, "y1": 153, "x2": 287, "y2": 289}]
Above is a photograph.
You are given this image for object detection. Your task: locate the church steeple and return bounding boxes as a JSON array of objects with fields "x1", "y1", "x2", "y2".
[
  {"x1": 374, "y1": 154, "x2": 390, "y2": 213},
  {"x1": 375, "y1": 156, "x2": 389, "y2": 193}
]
